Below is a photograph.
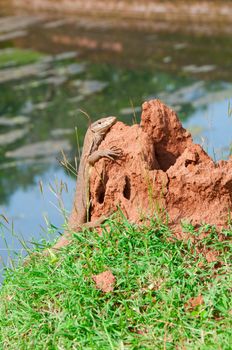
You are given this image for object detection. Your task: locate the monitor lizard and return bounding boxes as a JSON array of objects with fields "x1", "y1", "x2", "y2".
[{"x1": 46, "y1": 116, "x2": 120, "y2": 253}]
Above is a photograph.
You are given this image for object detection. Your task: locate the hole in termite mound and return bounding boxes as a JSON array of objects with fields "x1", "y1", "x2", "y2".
[
  {"x1": 123, "y1": 175, "x2": 131, "y2": 200},
  {"x1": 96, "y1": 174, "x2": 109, "y2": 204}
]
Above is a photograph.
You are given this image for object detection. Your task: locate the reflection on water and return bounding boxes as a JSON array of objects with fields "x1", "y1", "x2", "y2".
[
  {"x1": 0, "y1": 167, "x2": 73, "y2": 271},
  {"x1": 0, "y1": 6, "x2": 232, "y2": 273}
]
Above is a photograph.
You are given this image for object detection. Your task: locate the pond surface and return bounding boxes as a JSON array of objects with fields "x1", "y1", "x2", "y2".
[{"x1": 0, "y1": 4, "x2": 232, "y2": 273}]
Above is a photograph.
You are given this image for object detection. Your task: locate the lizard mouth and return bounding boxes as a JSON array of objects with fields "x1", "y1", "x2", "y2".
[
  {"x1": 92, "y1": 116, "x2": 117, "y2": 133},
  {"x1": 106, "y1": 116, "x2": 117, "y2": 126}
]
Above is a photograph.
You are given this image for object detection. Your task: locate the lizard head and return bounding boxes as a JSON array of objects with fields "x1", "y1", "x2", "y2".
[{"x1": 91, "y1": 116, "x2": 117, "y2": 135}]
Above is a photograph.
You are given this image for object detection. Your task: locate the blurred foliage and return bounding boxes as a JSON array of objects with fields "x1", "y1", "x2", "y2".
[{"x1": 0, "y1": 48, "x2": 43, "y2": 69}]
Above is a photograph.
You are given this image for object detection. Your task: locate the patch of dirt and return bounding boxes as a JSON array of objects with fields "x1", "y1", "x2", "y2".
[
  {"x1": 185, "y1": 295, "x2": 204, "y2": 310},
  {"x1": 195, "y1": 245, "x2": 220, "y2": 263},
  {"x1": 129, "y1": 326, "x2": 148, "y2": 335},
  {"x1": 92, "y1": 270, "x2": 116, "y2": 293},
  {"x1": 205, "y1": 250, "x2": 219, "y2": 263},
  {"x1": 88, "y1": 99, "x2": 232, "y2": 233}
]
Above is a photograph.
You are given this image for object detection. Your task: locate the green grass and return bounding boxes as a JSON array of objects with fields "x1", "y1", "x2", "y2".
[
  {"x1": 0, "y1": 48, "x2": 43, "y2": 69},
  {"x1": 0, "y1": 218, "x2": 232, "y2": 349}
]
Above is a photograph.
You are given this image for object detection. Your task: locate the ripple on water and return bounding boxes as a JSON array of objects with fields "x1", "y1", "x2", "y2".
[
  {"x1": 182, "y1": 65, "x2": 216, "y2": 74},
  {"x1": 5, "y1": 140, "x2": 71, "y2": 159},
  {"x1": 71, "y1": 79, "x2": 108, "y2": 95},
  {"x1": 51, "y1": 128, "x2": 73, "y2": 137},
  {"x1": 0, "y1": 30, "x2": 27, "y2": 42},
  {"x1": 0, "y1": 128, "x2": 29, "y2": 146},
  {"x1": 0, "y1": 62, "x2": 50, "y2": 84},
  {"x1": 0, "y1": 15, "x2": 43, "y2": 33},
  {"x1": 0, "y1": 116, "x2": 29, "y2": 126}
]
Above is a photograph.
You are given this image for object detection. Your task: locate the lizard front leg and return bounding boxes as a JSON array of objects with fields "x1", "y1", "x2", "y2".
[{"x1": 88, "y1": 146, "x2": 122, "y2": 165}]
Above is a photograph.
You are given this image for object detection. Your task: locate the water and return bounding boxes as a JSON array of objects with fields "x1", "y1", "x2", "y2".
[{"x1": 0, "y1": 5, "x2": 232, "y2": 272}]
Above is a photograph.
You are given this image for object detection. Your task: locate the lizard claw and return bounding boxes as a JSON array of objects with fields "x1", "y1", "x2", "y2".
[
  {"x1": 109, "y1": 146, "x2": 123, "y2": 156},
  {"x1": 106, "y1": 147, "x2": 123, "y2": 160}
]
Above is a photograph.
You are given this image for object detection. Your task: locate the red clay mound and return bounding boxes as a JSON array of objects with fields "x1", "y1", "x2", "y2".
[{"x1": 87, "y1": 99, "x2": 232, "y2": 229}]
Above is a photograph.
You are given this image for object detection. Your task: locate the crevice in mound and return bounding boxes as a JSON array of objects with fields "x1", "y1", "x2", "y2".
[
  {"x1": 155, "y1": 148, "x2": 177, "y2": 171},
  {"x1": 96, "y1": 173, "x2": 109, "y2": 204},
  {"x1": 123, "y1": 175, "x2": 131, "y2": 200}
]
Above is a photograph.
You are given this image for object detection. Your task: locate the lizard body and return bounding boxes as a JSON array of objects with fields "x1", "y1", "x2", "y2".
[{"x1": 49, "y1": 116, "x2": 120, "y2": 251}]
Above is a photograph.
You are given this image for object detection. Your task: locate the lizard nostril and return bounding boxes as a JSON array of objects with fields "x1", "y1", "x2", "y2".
[{"x1": 123, "y1": 175, "x2": 131, "y2": 200}]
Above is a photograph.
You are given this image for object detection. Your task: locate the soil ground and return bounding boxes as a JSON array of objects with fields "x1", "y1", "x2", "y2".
[{"x1": 11, "y1": 0, "x2": 232, "y2": 24}]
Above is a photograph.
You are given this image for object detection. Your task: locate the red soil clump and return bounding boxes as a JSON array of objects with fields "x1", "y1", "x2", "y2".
[
  {"x1": 92, "y1": 270, "x2": 116, "y2": 293},
  {"x1": 88, "y1": 99, "x2": 232, "y2": 230},
  {"x1": 185, "y1": 295, "x2": 204, "y2": 311}
]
